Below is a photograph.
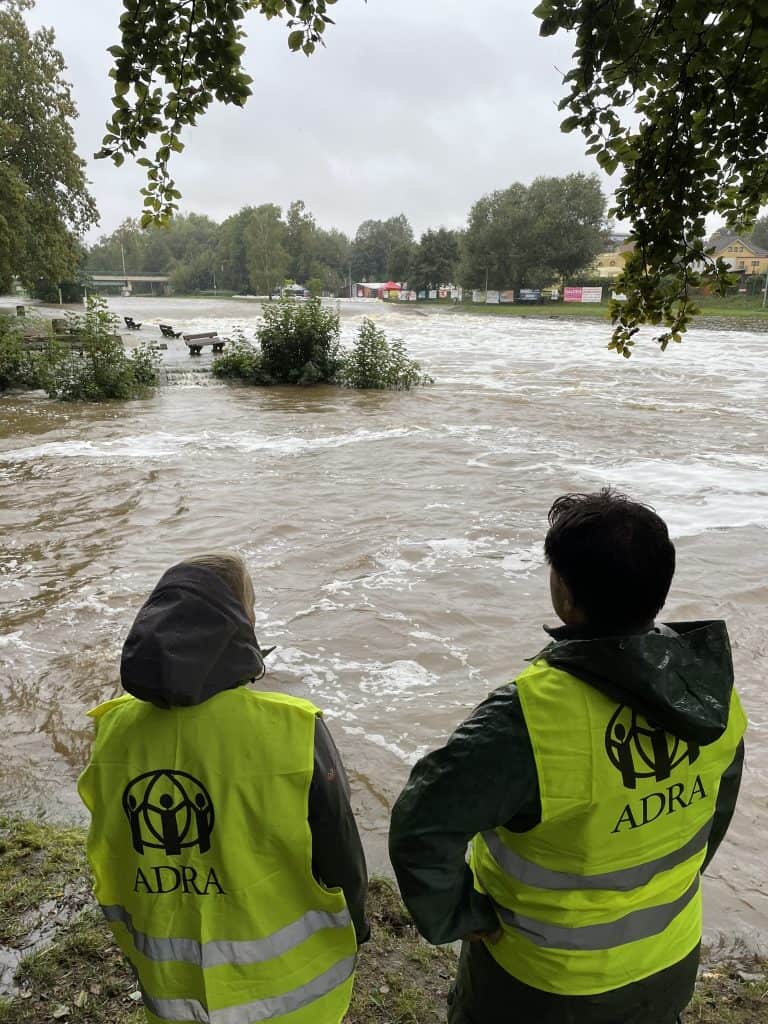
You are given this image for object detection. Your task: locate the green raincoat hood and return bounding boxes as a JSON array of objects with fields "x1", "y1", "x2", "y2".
[{"x1": 540, "y1": 620, "x2": 733, "y2": 746}]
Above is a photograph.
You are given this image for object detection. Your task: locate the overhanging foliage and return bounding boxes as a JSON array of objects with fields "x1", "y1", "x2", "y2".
[
  {"x1": 99, "y1": 0, "x2": 343, "y2": 228},
  {"x1": 534, "y1": 0, "x2": 768, "y2": 354}
]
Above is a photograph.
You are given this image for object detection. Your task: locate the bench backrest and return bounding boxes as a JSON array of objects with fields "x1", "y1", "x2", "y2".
[{"x1": 183, "y1": 332, "x2": 218, "y2": 341}]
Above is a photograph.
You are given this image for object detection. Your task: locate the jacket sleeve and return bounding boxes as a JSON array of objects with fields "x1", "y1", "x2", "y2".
[
  {"x1": 702, "y1": 739, "x2": 745, "y2": 873},
  {"x1": 308, "y1": 716, "x2": 370, "y2": 944},
  {"x1": 388, "y1": 685, "x2": 541, "y2": 945}
]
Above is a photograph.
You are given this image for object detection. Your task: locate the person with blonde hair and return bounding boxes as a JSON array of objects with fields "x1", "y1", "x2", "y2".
[{"x1": 79, "y1": 553, "x2": 368, "y2": 1024}]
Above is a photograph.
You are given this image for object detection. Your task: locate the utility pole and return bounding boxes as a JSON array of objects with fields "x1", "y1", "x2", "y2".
[{"x1": 762, "y1": 269, "x2": 768, "y2": 308}]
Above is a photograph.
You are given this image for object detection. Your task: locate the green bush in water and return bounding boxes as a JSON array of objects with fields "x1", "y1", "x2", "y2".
[
  {"x1": 47, "y1": 297, "x2": 161, "y2": 402},
  {"x1": 336, "y1": 318, "x2": 433, "y2": 390},
  {"x1": 0, "y1": 315, "x2": 52, "y2": 391},
  {"x1": 258, "y1": 296, "x2": 342, "y2": 385},
  {"x1": 212, "y1": 334, "x2": 271, "y2": 384}
]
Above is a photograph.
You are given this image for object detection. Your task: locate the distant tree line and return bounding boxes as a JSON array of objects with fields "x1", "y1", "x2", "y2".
[{"x1": 85, "y1": 173, "x2": 608, "y2": 297}]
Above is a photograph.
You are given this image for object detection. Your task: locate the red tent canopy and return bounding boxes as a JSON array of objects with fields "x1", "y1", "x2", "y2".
[{"x1": 383, "y1": 281, "x2": 401, "y2": 290}]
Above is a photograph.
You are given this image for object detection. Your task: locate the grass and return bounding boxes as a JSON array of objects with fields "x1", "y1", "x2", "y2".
[
  {"x1": 1, "y1": 912, "x2": 146, "y2": 1024},
  {"x1": 347, "y1": 878, "x2": 456, "y2": 1024},
  {"x1": 687, "y1": 962, "x2": 768, "y2": 1022},
  {"x1": 0, "y1": 819, "x2": 764, "y2": 1023},
  {"x1": 0, "y1": 819, "x2": 87, "y2": 945}
]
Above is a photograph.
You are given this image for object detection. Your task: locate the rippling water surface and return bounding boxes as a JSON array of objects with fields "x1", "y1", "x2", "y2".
[{"x1": 1, "y1": 297, "x2": 766, "y2": 948}]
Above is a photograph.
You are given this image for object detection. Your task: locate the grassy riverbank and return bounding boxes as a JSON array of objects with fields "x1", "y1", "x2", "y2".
[{"x1": 0, "y1": 818, "x2": 764, "y2": 1024}]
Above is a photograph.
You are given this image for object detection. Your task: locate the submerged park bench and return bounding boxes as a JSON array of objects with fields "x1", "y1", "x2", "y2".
[
  {"x1": 159, "y1": 323, "x2": 182, "y2": 338},
  {"x1": 183, "y1": 331, "x2": 228, "y2": 355},
  {"x1": 124, "y1": 316, "x2": 142, "y2": 330}
]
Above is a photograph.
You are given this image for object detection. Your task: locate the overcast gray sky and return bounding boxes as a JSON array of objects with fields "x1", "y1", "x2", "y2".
[{"x1": 28, "y1": 0, "x2": 615, "y2": 241}]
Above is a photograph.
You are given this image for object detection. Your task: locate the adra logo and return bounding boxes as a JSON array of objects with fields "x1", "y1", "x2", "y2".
[
  {"x1": 122, "y1": 770, "x2": 214, "y2": 855},
  {"x1": 122, "y1": 770, "x2": 225, "y2": 896},
  {"x1": 605, "y1": 705, "x2": 700, "y2": 790},
  {"x1": 605, "y1": 706, "x2": 707, "y2": 833}
]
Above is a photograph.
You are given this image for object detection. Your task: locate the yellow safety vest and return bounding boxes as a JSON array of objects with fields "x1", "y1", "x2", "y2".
[
  {"x1": 78, "y1": 687, "x2": 357, "y2": 1024},
  {"x1": 470, "y1": 660, "x2": 747, "y2": 996}
]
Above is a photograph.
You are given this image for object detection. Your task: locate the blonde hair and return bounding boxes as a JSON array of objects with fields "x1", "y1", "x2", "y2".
[{"x1": 182, "y1": 552, "x2": 254, "y2": 615}]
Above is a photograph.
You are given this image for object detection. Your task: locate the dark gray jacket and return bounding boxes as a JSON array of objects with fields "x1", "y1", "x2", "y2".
[
  {"x1": 121, "y1": 563, "x2": 369, "y2": 943},
  {"x1": 389, "y1": 621, "x2": 744, "y2": 1022}
]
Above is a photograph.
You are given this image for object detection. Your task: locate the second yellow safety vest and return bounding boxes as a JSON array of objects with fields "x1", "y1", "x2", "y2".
[{"x1": 470, "y1": 660, "x2": 746, "y2": 995}]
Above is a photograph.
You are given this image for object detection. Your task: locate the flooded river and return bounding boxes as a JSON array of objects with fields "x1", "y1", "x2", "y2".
[{"x1": 1, "y1": 296, "x2": 766, "y2": 951}]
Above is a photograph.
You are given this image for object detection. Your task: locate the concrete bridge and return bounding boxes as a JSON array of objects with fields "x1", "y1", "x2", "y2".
[{"x1": 89, "y1": 272, "x2": 171, "y2": 296}]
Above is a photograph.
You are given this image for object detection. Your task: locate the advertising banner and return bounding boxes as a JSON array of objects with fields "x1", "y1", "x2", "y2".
[
  {"x1": 438, "y1": 288, "x2": 449, "y2": 299},
  {"x1": 500, "y1": 290, "x2": 515, "y2": 304},
  {"x1": 581, "y1": 286, "x2": 603, "y2": 303},
  {"x1": 451, "y1": 287, "x2": 463, "y2": 301},
  {"x1": 398, "y1": 290, "x2": 409, "y2": 301},
  {"x1": 611, "y1": 291, "x2": 627, "y2": 302},
  {"x1": 418, "y1": 290, "x2": 427, "y2": 300},
  {"x1": 472, "y1": 290, "x2": 485, "y2": 303},
  {"x1": 518, "y1": 289, "x2": 541, "y2": 302},
  {"x1": 564, "y1": 286, "x2": 583, "y2": 302},
  {"x1": 428, "y1": 290, "x2": 438, "y2": 300},
  {"x1": 486, "y1": 290, "x2": 500, "y2": 304}
]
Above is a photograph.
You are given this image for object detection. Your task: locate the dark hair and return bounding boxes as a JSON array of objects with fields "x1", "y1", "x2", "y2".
[{"x1": 544, "y1": 488, "x2": 675, "y2": 630}]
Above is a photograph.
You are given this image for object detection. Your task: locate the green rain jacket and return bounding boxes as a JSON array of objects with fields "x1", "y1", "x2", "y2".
[{"x1": 389, "y1": 621, "x2": 745, "y2": 1024}]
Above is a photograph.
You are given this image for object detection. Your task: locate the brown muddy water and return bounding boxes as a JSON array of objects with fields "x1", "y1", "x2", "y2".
[{"x1": 1, "y1": 296, "x2": 766, "y2": 952}]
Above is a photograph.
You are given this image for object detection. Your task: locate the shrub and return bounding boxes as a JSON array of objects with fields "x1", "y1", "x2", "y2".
[
  {"x1": 212, "y1": 334, "x2": 271, "y2": 384},
  {"x1": 258, "y1": 297, "x2": 341, "y2": 384},
  {"x1": 46, "y1": 297, "x2": 161, "y2": 402},
  {"x1": 0, "y1": 314, "x2": 56, "y2": 391},
  {"x1": 336, "y1": 318, "x2": 433, "y2": 390}
]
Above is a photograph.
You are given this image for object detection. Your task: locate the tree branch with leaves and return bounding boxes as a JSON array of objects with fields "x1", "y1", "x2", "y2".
[
  {"x1": 99, "y1": 0, "x2": 342, "y2": 228},
  {"x1": 535, "y1": 0, "x2": 768, "y2": 354}
]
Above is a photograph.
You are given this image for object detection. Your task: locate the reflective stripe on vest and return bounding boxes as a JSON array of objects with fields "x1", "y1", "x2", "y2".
[
  {"x1": 141, "y1": 955, "x2": 357, "y2": 1024},
  {"x1": 481, "y1": 818, "x2": 713, "y2": 892},
  {"x1": 101, "y1": 903, "x2": 352, "y2": 966},
  {"x1": 494, "y1": 875, "x2": 700, "y2": 951}
]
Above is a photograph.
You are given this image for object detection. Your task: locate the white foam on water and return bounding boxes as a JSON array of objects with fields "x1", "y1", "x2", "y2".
[
  {"x1": 323, "y1": 534, "x2": 543, "y2": 595},
  {"x1": 358, "y1": 660, "x2": 439, "y2": 696},
  {"x1": 574, "y1": 459, "x2": 768, "y2": 538},
  {"x1": 287, "y1": 598, "x2": 346, "y2": 622},
  {"x1": 341, "y1": 725, "x2": 427, "y2": 766},
  {"x1": 501, "y1": 543, "x2": 545, "y2": 577},
  {"x1": 0, "y1": 426, "x2": 421, "y2": 463}
]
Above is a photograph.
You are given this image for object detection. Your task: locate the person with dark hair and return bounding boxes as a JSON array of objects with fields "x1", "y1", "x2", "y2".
[
  {"x1": 389, "y1": 489, "x2": 746, "y2": 1024},
  {"x1": 78, "y1": 553, "x2": 369, "y2": 1024}
]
